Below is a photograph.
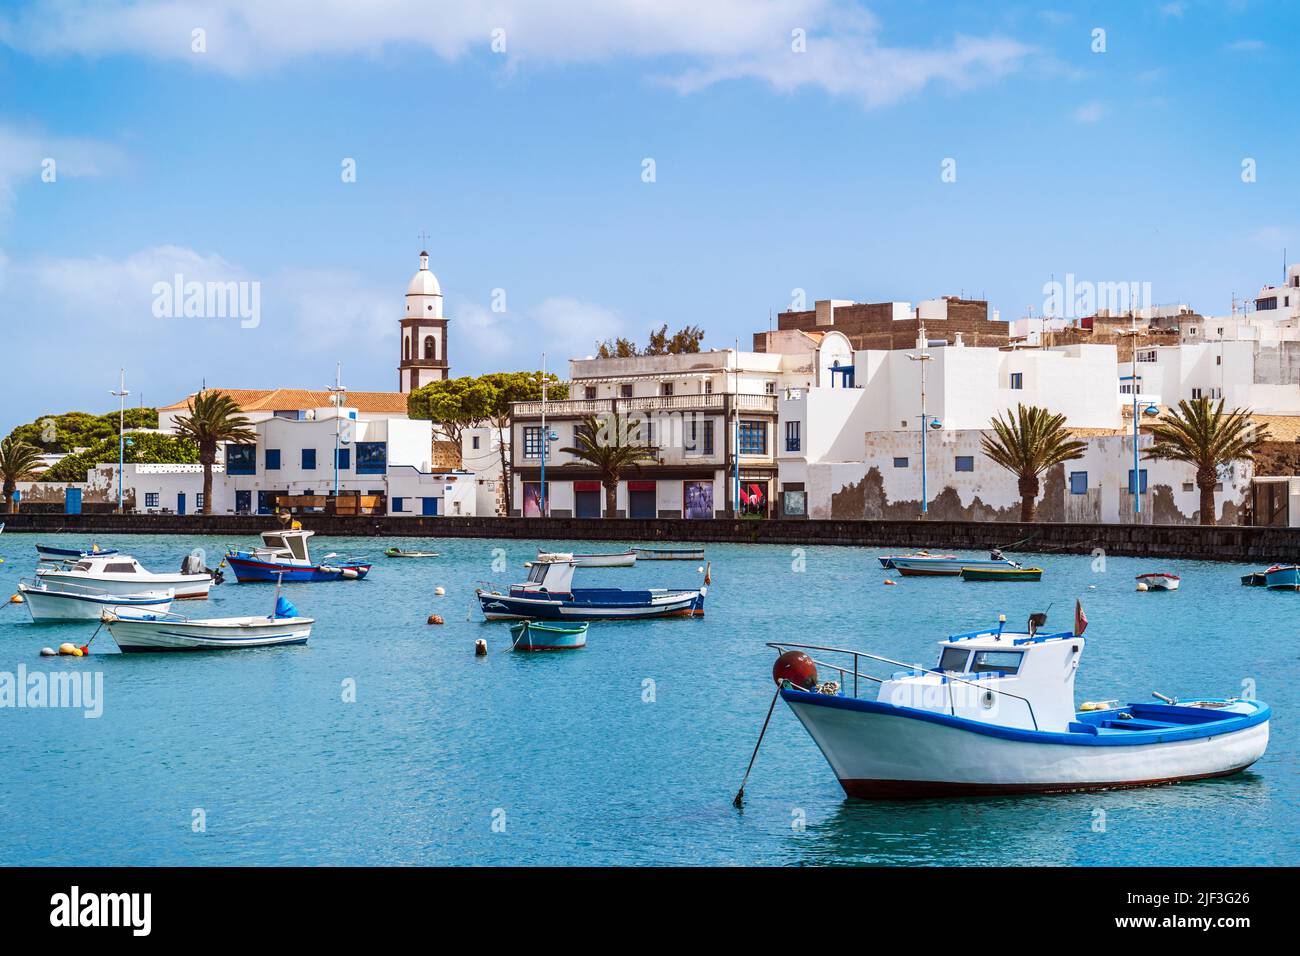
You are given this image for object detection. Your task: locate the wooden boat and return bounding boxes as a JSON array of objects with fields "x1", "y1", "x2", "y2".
[
  {"x1": 892, "y1": 554, "x2": 1019, "y2": 577},
  {"x1": 36, "y1": 554, "x2": 212, "y2": 599},
  {"x1": 226, "y1": 530, "x2": 370, "y2": 582},
  {"x1": 35, "y1": 543, "x2": 119, "y2": 561},
  {"x1": 103, "y1": 594, "x2": 313, "y2": 652},
  {"x1": 1241, "y1": 570, "x2": 1269, "y2": 587},
  {"x1": 1263, "y1": 565, "x2": 1300, "y2": 590},
  {"x1": 17, "y1": 580, "x2": 174, "y2": 622},
  {"x1": 536, "y1": 549, "x2": 636, "y2": 568},
  {"x1": 960, "y1": 566, "x2": 1042, "y2": 582},
  {"x1": 769, "y1": 613, "x2": 1269, "y2": 798},
  {"x1": 509, "y1": 620, "x2": 589, "y2": 651},
  {"x1": 1135, "y1": 572, "x2": 1180, "y2": 591},
  {"x1": 476, "y1": 559, "x2": 707, "y2": 621},
  {"x1": 878, "y1": 552, "x2": 954, "y2": 569},
  {"x1": 384, "y1": 547, "x2": 440, "y2": 558},
  {"x1": 633, "y1": 547, "x2": 704, "y2": 562}
]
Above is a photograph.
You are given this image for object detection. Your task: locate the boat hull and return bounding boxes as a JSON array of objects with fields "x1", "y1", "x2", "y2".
[
  {"x1": 18, "y1": 585, "x2": 173, "y2": 622},
  {"x1": 36, "y1": 570, "x2": 210, "y2": 599},
  {"x1": 106, "y1": 615, "x2": 314, "y2": 652},
  {"x1": 960, "y1": 567, "x2": 1042, "y2": 582},
  {"x1": 477, "y1": 587, "x2": 705, "y2": 621},
  {"x1": 1137, "y1": 574, "x2": 1181, "y2": 591},
  {"x1": 36, "y1": 545, "x2": 119, "y2": 560},
  {"x1": 632, "y1": 548, "x2": 705, "y2": 561},
  {"x1": 509, "y1": 621, "x2": 588, "y2": 650},
  {"x1": 1264, "y1": 565, "x2": 1300, "y2": 590},
  {"x1": 225, "y1": 556, "x2": 371, "y2": 582},
  {"x1": 782, "y1": 691, "x2": 1269, "y2": 799},
  {"x1": 538, "y1": 551, "x2": 637, "y2": 568},
  {"x1": 891, "y1": 557, "x2": 1015, "y2": 576}
]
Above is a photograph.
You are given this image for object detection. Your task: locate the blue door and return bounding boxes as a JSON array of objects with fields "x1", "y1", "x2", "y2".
[
  {"x1": 65, "y1": 487, "x2": 82, "y2": 515},
  {"x1": 177, "y1": 493, "x2": 186, "y2": 515},
  {"x1": 421, "y1": 497, "x2": 439, "y2": 516}
]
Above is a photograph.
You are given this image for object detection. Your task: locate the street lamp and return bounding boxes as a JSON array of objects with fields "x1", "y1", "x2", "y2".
[
  {"x1": 1123, "y1": 323, "x2": 1144, "y2": 517},
  {"x1": 907, "y1": 328, "x2": 933, "y2": 516},
  {"x1": 327, "y1": 363, "x2": 348, "y2": 499},
  {"x1": 110, "y1": 369, "x2": 129, "y2": 514}
]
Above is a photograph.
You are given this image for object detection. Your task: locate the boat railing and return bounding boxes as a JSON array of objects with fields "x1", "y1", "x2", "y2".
[
  {"x1": 765, "y1": 641, "x2": 1041, "y2": 731},
  {"x1": 21, "y1": 577, "x2": 171, "y2": 598}
]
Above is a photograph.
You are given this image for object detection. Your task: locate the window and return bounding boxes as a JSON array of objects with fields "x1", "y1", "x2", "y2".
[
  {"x1": 785, "y1": 420, "x2": 801, "y2": 452},
  {"x1": 265, "y1": 449, "x2": 281, "y2": 471},
  {"x1": 1009, "y1": 372, "x2": 1023, "y2": 390},
  {"x1": 938, "y1": 647, "x2": 970, "y2": 672},
  {"x1": 893, "y1": 457, "x2": 909, "y2": 468},
  {"x1": 105, "y1": 563, "x2": 137, "y2": 574},
  {"x1": 584, "y1": 386, "x2": 597, "y2": 400},
  {"x1": 355, "y1": 442, "x2": 387, "y2": 475},
  {"x1": 1069, "y1": 471, "x2": 1088, "y2": 495},
  {"x1": 423, "y1": 335, "x2": 435, "y2": 359},
  {"x1": 145, "y1": 492, "x2": 159, "y2": 508},
  {"x1": 955, "y1": 455, "x2": 974, "y2": 472},
  {"x1": 765, "y1": 381, "x2": 776, "y2": 395},
  {"x1": 971, "y1": 650, "x2": 1023, "y2": 676},
  {"x1": 471, "y1": 435, "x2": 480, "y2": 450},
  {"x1": 1137, "y1": 350, "x2": 1157, "y2": 363},
  {"x1": 302, "y1": 448, "x2": 317, "y2": 470},
  {"x1": 1128, "y1": 468, "x2": 1149, "y2": 494},
  {"x1": 195, "y1": 493, "x2": 204, "y2": 510},
  {"x1": 661, "y1": 382, "x2": 674, "y2": 397},
  {"x1": 392, "y1": 497, "x2": 406, "y2": 513},
  {"x1": 704, "y1": 380, "x2": 713, "y2": 394},
  {"x1": 620, "y1": 383, "x2": 633, "y2": 398},
  {"x1": 685, "y1": 418, "x2": 714, "y2": 456},
  {"x1": 523, "y1": 426, "x2": 543, "y2": 459},
  {"x1": 1216, "y1": 355, "x2": 1221, "y2": 365},
  {"x1": 738, "y1": 420, "x2": 767, "y2": 455},
  {"x1": 335, "y1": 448, "x2": 351, "y2": 470},
  {"x1": 226, "y1": 444, "x2": 256, "y2": 475}
]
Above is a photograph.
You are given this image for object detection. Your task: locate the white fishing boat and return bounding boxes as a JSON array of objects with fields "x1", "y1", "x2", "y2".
[
  {"x1": 103, "y1": 592, "x2": 313, "y2": 652},
  {"x1": 766, "y1": 610, "x2": 1268, "y2": 798},
  {"x1": 535, "y1": 549, "x2": 637, "y2": 568},
  {"x1": 16, "y1": 580, "x2": 174, "y2": 622},
  {"x1": 36, "y1": 554, "x2": 213, "y2": 599},
  {"x1": 1136, "y1": 572, "x2": 1180, "y2": 591}
]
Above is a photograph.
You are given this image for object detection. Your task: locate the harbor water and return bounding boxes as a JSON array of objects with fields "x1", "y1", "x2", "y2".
[{"x1": 0, "y1": 532, "x2": 1294, "y2": 866}]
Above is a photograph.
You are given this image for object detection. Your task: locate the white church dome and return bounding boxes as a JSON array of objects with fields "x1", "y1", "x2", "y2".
[{"x1": 406, "y1": 251, "x2": 442, "y2": 297}]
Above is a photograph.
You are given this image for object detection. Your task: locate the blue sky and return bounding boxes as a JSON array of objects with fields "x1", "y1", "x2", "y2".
[{"x1": 1, "y1": 0, "x2": 1295, "y2": 432}]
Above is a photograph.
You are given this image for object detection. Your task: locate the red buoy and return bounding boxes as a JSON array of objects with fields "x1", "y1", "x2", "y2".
[{"x1": 772, "y1": 650, "x2": 817, "y2": 690}]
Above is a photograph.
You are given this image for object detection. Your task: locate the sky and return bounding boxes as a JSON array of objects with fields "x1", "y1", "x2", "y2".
[{"x1": 0, "y1": 0, "x2": 1296, "y2": 433}]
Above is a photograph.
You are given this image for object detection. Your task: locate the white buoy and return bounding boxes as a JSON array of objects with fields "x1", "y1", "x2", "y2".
[
  {"x1": 39, "y1": 647, "x2": 56, "y2": 657},
  {"x1": 434, "y1": 586, "x2": 445, "y2": 596},
  {"x1": 1136, "y1": 582, "x2": 1149, "y2": 592}
]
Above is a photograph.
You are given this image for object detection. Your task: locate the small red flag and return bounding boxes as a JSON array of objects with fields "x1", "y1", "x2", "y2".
[{"x1": 1074, "y1": 599, "x2": 1088, "y2": 636}]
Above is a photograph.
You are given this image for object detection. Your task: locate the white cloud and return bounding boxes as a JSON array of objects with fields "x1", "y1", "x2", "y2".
[
  {"x1": 0, "y1": 1, "x2": 1035, "y2": 109},
  {"x1": 1159, "y1": 2, "x2": 1187, "y2": 18},
  {"x1": 1224, "y1": 39, "x2": 1267, "y2": 52},
  {"x1": 1072, "y1": 100, "x2": 1107, "y2": 124},
  {"x1": 0, "y1": 122, "x2": 125, "y2": 212}
]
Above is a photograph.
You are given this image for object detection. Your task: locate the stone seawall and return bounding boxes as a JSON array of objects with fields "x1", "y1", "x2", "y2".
[{"x1": 0, "y1": 513, "x2": 1293, "y2": 562}]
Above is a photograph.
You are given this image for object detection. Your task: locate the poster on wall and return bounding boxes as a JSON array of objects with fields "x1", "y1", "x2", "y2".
[
  {"x1": 522, "y1": 482, "x2": 548, "y2": 517},
  {"x1": 683, "y1": 480, "x2": 713, "y2": 519},
  {"x1": 783, "y1": 490, "x2": 806, "y2": 517}
]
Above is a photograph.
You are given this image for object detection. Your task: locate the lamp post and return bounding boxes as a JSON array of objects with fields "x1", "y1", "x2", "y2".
[
  {"x1": 1124, "y1": 323, "x2": 1142, "y2": 518},
  {"x1": 327, "y1": 362, "x2": 348, "y2": 499},
  {"x1": 908, "y1": 329, "x2": 933, "y2": 516},
  {"x1": 110, "y1": 369, "x2": 129, "y2": 514},
  {"x1": 539, "y1": 353, "x2": 549, "y2": 517}
]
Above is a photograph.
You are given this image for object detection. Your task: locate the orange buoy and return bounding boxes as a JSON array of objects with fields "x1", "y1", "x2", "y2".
[
  {"x1": 474, "y1": 639, "x2": 487, "y2": 656},
  {"x1": 883, "y1": 579, "x2": 896, "y2": 586},
  {"x1": 772, "y1": 650, "x2": 818, "y2": 690},
  {"x1": 427, "y1": 614, "x2": 444, "y2": 625}
]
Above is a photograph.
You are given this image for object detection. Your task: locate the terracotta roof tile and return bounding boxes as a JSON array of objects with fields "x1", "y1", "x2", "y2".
[{"x1": 161, "y1": 388, "x2": 410, "y2": 414}]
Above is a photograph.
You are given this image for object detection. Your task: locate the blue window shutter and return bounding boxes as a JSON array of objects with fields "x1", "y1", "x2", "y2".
[
  {"x1": 265, "y1": 449, "x2": 281, "y2": 471},
  {"x1": 302, "y1": 448, "x2": 317, "y2": 470}
]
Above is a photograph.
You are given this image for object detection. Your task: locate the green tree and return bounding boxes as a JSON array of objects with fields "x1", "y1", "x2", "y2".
[
  {"x1": 0, "y1": 436, "x2": 43, "y2": 513},
  {"x1": 43, "y1": 432, "x2": 200, "y2": 482},
  {"x1": 560, "y1": 412, "x2": 657, "y2": 518},
  {"x1": 596, "y1": 337, "x2": 639, "y2": 358},
  {"x1": 171, "y1": 391, "x2": 257, "y2": 515},
  {"x1": 406, "y1": 376, "x2": 495, "y2": 447},
  {"x1": 646, "y1": 323, "x2": 705, "y2": 355},
  {"x1": 7, "y1": 408, "x2": 158, "y2": 453},
  {"x1": 481, "y1": 371, "x2": 568, "y2": 515},
  {"x1": 1143, "y1": 397, "x2": 1268, "y2": 526},
  {"x1": 980, "y1": 404, "x2": 1087, "y2": 522}
]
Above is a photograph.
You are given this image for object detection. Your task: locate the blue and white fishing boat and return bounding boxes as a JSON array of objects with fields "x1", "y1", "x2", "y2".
[
  {"x1": 1263, "y1": 565, "x2": 1300, "y2": 590},
  {"x1": 768, "y1": 612, "x2": 1269, "y2": 798},
  {"x1": 509, "y1": 620, "x2": 589, "y2": 651},
  {"x1": 225, "y1": 529, "x2": 370, "y2": 583},
  {"x1": 103, "y1": 594, "x2": 313, "y2": 652},
  {"x1": 890, "y1": 550, "x2": 1019, "y2": 577},
  {"x1": 877, "y1": 551, "x2": 953, "y2": 569},
  {"x1": 35, "y1": 543, "x2": 119, "y2": 562},
  {"x1": 476, "y1": 558, "x2": 707, "y2": 621},
  {"x1": 17, "y1": 580, "x2": 174, "y2": 622}
]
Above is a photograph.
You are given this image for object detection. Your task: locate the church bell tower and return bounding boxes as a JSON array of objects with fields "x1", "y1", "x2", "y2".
[{"x1": 399, "y1": 250, "x2": 450, "y2": 393}]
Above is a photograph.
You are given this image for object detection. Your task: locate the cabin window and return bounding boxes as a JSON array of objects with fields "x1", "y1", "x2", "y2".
[
  {"x1": 971, "y1": 650, "x2": 1023, "y2": 676},
  {"x1": 106, "y1": 563, "x2": 137, "y2": 573},
  {"x1": 74, "y1": 562, "x2": 92, "y2": 572},
  {"x1": 938, "y1": 647, "x2": 970, "y2": 672}
]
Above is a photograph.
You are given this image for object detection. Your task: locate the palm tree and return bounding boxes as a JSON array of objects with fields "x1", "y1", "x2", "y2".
[
  {"x1": 1143, "y1": 397, "x2": 1268, "y2": 526},
  {"x1": 559, "y1": 413, "x2": 657, "y2": 517},
  {"x1": 0, "y1": 436, "x2": 42, "y2": 513},
  {"x1": 980, "y1": 404, "x2": 1087, "y2": 522},
  {"x1": 172, "y1": 391, "x2": 257, "y2": 515}
]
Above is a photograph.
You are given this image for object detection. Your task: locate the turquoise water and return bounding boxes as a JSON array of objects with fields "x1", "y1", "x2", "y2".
[{"x1": 0, "y1": 531, "x2": 1293, "y2": 866}]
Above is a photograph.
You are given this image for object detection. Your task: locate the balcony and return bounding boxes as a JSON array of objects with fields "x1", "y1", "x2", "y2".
[{"x1": 512, "y1": 393, "x2": 777, "y2": 418}]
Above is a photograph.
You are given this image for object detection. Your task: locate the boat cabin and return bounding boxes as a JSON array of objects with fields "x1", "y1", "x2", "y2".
[
  {"x1": 514, "y1": 559, "x2": 576, "y2": 595},
  {"x1": 878, "y1": 618, "x2": 1084, "y2": 732},
  {"x1": 52, "y1": 555, "x2": 149, "y2": 577},
  {"x1": 255, "y1": 530, "x2": 315, "y2": 563}
]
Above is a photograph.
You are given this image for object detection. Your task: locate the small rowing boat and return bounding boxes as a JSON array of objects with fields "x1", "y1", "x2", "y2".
[
  {"x1": 35, "y1": 543, "x2": 119, "y2": 561},
  {"x1": 1241, "y1": 570, "x2": 1269, "y2": 587},
  {"x1": 537, "y1": 549, "x2": 636, "y2": 568},
  {"x1": 103, "y1": 594, "x2": 313, "y2": 652},
  {"x1": 892, "y1": 552, "x2": 1019, "y2": 577},
  {"x1": 509, "y1": 620, "x2": 589, "y2": 651},
  {"x1": 477, "y1": 559, "x2": 707, "y2": 621},
  {"x1": 1263, "y1": 565, "x2": 1300, "y2": 590},
  {"x1": 877, "y1": 551, "x2": 953, "y2": 569},
  {"x1": 633, "y1": 547, "x2": 704, "y2": 562},
  {"x1": 960, "y1": 566, "x2": 1042, "y2": 582},
  {"x1": 1136, "y1": 572, "x2": 1180, "y2": 591},
  {"x1": 17, "y1": 580, "x2": 174, "y2": 622},
  {"x1": 384, "y1": 547, "x2": 440, "y2": 558}
]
